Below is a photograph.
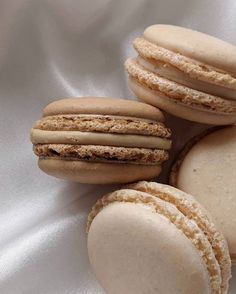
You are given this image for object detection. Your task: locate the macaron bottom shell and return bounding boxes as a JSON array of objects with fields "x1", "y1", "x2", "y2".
[
  {"x1": 38, "y1": 159, "x2": 162, "y2": 184},
  {"x1": 128, "y1": 77, "x2": 236, "y2": 125}
]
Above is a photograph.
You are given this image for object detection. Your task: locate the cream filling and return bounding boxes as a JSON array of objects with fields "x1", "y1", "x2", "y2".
[
  {"x1": 137, "y1": 56, "x2": 236, "y2": 101},
  {"x1": 31, "y1": 129, "x2": 172, "y2": 150}
]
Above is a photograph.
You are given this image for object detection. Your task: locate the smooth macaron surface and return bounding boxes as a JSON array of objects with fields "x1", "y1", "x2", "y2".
[
  {"x1": 42, "y1": 97, "x2": 164, "y2": 120},
  {"x1": 170, "y1": 126, "x2": 236, "y2": 264},
  {"x1": 87, "y1": 182, "x2": 231, "y2": 294},
  {"x1": 125, "y1": 24, "x2": 236, "y2": 125},
  {"x1": 31, "y1": 97, "x2": 171, "y2": 183}
]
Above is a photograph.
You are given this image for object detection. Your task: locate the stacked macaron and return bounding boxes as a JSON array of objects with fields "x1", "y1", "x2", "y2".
[
  {"x1": 125, "y1": 25, "x2": 236, "y2": 125},
  {"x1": 87, "y1": 182, "x2": 231, "y2": 294},
  {"x1": 31, "y1": 97, "x2": 171, "y2": 184}
]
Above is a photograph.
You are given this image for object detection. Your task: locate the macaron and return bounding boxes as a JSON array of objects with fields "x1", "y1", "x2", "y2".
[
  {"x1": 125, "y1": 24, "x2": 236, "y2": 125},
  {"x1": 87, "y1": 182, "x2": 231, "y2": 294},
  {"x1": 31, "y1": 97, "x2": 171, "y2": 184},
  {"x1": 170, "y1": 126, "x2": 236, "y2": 264}
]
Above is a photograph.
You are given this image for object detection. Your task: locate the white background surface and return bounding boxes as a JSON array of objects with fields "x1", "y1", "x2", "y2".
[{"x1": 0, "y1": 0, "x2": 235, "y2": 293}]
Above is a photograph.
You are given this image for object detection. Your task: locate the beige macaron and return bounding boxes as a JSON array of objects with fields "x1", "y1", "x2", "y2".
[
  {"x1": 31, "y1": 97, "x2": 171, "y2": 184},
  {"x1": 87, "y1": 182, "x2": 231, "y2": 294},
  {"x1": 170, "y1": 126, "x2": 236, "y2": 264},
  {"x1": 125, "y1": 24, "x2": 236, "y2": 125}
]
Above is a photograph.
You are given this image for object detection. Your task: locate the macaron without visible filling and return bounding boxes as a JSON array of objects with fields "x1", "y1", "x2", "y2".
[
  {"x1": 31, "y1": 97, "x2": 171, "y2": 184},
  {"x1": 125, "y1": 24, "x2": 236, "y2": 125},
  {"x1": 170, "y1": 126, "x2": 236, "y2": 264},
  {"x1": 87, "y1": 182, "x2": 231, "y2": 294}
]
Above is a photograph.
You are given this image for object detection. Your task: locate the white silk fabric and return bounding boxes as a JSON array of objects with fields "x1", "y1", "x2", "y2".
[{"x1": 0, "y1": 0, "x2": 235, "y2": 293}]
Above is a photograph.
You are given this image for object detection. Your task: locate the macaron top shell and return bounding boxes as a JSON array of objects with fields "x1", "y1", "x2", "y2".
[
  {"x1": 144, "y1": 25, "x2": 236, "y2": 75},
  {"x1": 170, "y1": 126, "x2": 236, "y2": 262},
  {"x1": 133, "y1": 38, "x2": 236, "y2": 93},
  {"x1": 43, "y1": 97, "x2": 164, "y2": 121}
]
